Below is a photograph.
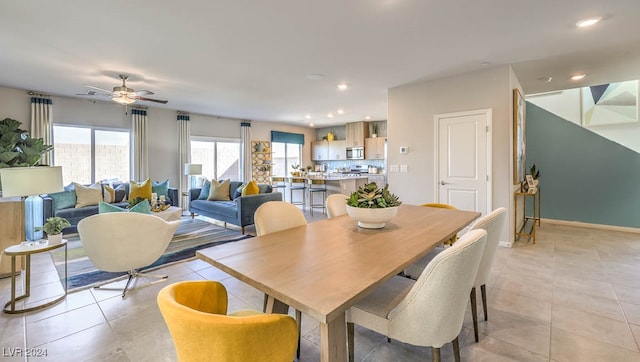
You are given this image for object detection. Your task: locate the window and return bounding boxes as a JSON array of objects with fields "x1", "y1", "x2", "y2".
[
  {"x1": 191, "y1": 138, "x2": 240, "y2": 181},
  {"x1": 53, "y1": 125, "x2": 130, "y2": 185},
  {"x1": 272, "y1": 142, "x2": 301, "y2": 176}
]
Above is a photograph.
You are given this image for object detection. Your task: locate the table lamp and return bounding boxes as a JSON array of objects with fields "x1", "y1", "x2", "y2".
[
  {"x1": 183, "y1": 163, "x2": 202, "y2": 212},
  {"x1": 0, "y1": 166, "x2": 64, "y2": 241}
]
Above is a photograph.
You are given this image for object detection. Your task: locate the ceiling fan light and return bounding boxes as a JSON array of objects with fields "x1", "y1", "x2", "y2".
[{"x1": 112, "y1": 96, "x2": 135, "y2": 105}]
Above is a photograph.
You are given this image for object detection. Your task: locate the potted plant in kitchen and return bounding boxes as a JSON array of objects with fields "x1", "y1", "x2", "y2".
[
  {"x1": 35, "y1": 216, "x2": 70, "y2": 244},
  {"x1": 291, "y1": 164, "x2": 300, "y2": 176},
  {"x1": 346, "y1": 182, "x2": 402, "y2": 228}
]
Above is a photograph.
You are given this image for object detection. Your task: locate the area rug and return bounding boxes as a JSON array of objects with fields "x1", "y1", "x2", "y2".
[{"x1": 50, "y1": 218, "x2": 252, "y2": 291}]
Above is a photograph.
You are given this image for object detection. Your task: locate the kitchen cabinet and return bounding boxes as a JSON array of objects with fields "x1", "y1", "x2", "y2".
[
  {"x1": 311, "y1": 141, "x2": 329, "y2": 161},
  {"x1": 313, "y1": 140, "x2": 346, "y2": 161},
  {"x1": 346, "y1": 122, "x2": 368, "y2": 148},
  {"x1": 365, "y1": 137, "x2": 386, "y2": 159},
  {"x1": 328, "y1": 140, "x2": 346, "y2": 160}
]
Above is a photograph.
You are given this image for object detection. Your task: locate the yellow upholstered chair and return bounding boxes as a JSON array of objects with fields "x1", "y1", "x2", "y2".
[{"x1": 157, "y1": 281, "x2": 298, "y2": 362}]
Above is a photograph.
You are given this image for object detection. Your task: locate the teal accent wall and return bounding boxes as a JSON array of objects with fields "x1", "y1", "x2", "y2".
[{"x1": 527, "y1": 103, "x2": 640, "y2": 228}]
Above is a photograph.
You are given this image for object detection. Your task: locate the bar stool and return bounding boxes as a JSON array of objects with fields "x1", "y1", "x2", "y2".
[
  {"x1": 307, "y1": 179, "x2": 327, "y2": 216},
  {"x1": 270, "y1": 176, "x2": 286, "y2": 193},
  {"x1": 288, "y1": 177, "x2": 306, "y2": 210}
]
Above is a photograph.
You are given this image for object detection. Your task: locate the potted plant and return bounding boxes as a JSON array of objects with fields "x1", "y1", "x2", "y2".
[
  {"x1": 291, "y1": 164, "x2": 300, "y2": 176},
  {"x1": 0, "y1": 118, "x2": 53, "y2": 191},
  {"x1": 35, "y1": 216, "x2": 70, "y2": 244},
  {"x1": 346, "y1": 182, "x2": 402, "y2": 228}
]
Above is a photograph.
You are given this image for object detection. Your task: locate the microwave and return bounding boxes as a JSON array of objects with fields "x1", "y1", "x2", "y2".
[{"x1": 346, "y1": 147, "x2": 364, "y2": 160}]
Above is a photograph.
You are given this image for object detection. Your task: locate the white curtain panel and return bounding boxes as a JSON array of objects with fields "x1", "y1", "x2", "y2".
[
  {"x1": 177, "y1": 114, "x2": 191, "y2": 208},
  {"x1": 132, "y1": 109, "x2": 149, "y2": 181},
  {"x1": 30, "y1": 97, "x2": 53, "y2": 165},
  {"x1": 240, "y1": 122, "x2": 251, "y2": 182}
]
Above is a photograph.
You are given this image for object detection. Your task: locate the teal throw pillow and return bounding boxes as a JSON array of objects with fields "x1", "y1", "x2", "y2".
[
  {"x1": 48, "y1": 190, "x2": 77, "y2": 211},
  {"x1": 198, "y1": 180, "x2": 211, "y2": 200},
  {"x1": 99, "y1": 201, "x2": 126, "y2": 213},
  {"x1": 98, "y1": 200, "x2": 151, "y2": 214},
  {"x1": 152, "y1": 179, "x2": 171, "y2": 203}
]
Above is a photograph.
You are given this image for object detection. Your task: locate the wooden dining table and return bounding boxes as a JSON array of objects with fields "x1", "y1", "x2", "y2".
[{"x1": 197, "y1": 204, "x2": 480, "y2": 362}]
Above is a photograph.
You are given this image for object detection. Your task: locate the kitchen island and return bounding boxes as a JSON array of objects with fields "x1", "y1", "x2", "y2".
[{"x1": 284, "y1": 175, "x2": 369, "y2": 197}]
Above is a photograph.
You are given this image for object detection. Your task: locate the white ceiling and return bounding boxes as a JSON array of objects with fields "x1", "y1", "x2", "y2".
[{"x1": 1, "y1": 1, "x2": 639, "y2": 127}]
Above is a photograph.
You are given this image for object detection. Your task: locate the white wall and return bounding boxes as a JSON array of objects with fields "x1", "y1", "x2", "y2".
[
  {"x1": 527, "y1": 86, "x2": 640, "y2": 154},
  {"x1": 0, "y1": 85, "x2": 314, "y2": 187},
  {"x1": 387, "y1": 65, "x2": 520, "y2": 244}
]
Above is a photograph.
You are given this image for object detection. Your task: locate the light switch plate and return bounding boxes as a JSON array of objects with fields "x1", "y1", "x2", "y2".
[
  {"x1": 390, "y1": 164, "x2": 399, "y2": 172},
  {"x1": 400, "y1": 146, "x2": 409, "y2": 154},
  {"x1": 400, "y1": 165, "x2": 408, "y2": 173}
]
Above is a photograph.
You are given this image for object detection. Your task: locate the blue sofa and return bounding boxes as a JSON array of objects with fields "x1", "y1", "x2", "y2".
[
  {"x1": 189, "y1": 181, "x2": 282, "y2": 234},
  {"x1": 43, "y1": 183, "x2": 178, "y2": 234}
]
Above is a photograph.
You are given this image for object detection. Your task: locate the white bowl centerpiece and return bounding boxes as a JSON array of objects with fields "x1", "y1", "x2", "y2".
[{"x1": 346, "y1": 182, "x2": 402, "y2": 229}]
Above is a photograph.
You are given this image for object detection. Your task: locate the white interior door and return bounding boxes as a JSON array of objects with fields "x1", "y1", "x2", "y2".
[{"x1": 435, "y1": 109, "x2": 491, "y2": 215}]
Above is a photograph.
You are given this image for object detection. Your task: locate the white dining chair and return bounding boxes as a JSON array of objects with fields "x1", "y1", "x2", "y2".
[
  {"x1": 403, "y1": 207, "x2": 506, "y2": 343},
  {"x1": 347, "y1": 229, "x2": 487, "y2": 362},
  {"x1": 326, "y1": 193, "x2": 348, "y2": 219},
  {"x1": 77, "y1": 212, "x2": 181, "y2": 298},
  {"x1": 253, "y1": 200, "x2": 307, "y2": 358},
  {"x1": 468, "y1": 207, "x2": 506, "y2": 342}
]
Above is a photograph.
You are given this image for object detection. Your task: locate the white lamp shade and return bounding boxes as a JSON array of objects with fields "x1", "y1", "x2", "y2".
[
  {"x1": 184, "y1": 163, "x2": 202, "y2": 176},
  {"x1": 0, "y1": 166, "x2": 64, "y2": 197}
]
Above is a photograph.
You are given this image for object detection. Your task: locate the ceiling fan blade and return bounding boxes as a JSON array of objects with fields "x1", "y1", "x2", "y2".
[
  {"x1": 77, "y1": 90, "x2": 111, "y2": 97},
  {"x1": 85, "y1": 85, "x2": 113, "y2": 95},
  {"x1": 133, "y1": 89, "x2": 153, "y2": 96},
  {"x1": 133, "y1": 96, "x2": 168, "y2": 104}
]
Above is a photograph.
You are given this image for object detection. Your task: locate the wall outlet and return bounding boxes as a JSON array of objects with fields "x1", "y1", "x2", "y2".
[{"x1": 400, "y1": 164, "x2": 408, "y2": 173}]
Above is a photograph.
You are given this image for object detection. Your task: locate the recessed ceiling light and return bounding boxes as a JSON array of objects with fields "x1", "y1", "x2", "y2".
[
  {"x1": 327, "y1": 113, "x2": 334, "y2": 118},
  {"x1": 337, "y1": 83, "x2": 349, "y2": 91},
  {"x1": 576, "y1": 17, "x2": 602, "y2": 28},
  {"x1": 536, "y1": 76, "x2": 553, "y2": 83},
  {"x1": 571, "y1": 74, "x2": 586, "y2": 81},
  {"x1": 337, "y1": 109, "x2": 344, "y2": 115},
  {"x1": 305, "y1": 114, "x2": 311, "y2": 119},
  {"x1": 307, "y1": 74, "x2": 324, "y2": 80},
  {"x1": 309, "y1": 123, "x2": 315, "y2": 127}
]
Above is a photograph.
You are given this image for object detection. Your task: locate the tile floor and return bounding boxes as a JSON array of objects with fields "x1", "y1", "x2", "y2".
[{"x1": 1, "y1": 215, "x2": 640, "y2": 361}]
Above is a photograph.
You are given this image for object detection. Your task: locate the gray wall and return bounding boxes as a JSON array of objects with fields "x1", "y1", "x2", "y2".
[{"x1": 527, "y1": 102, "x2": 640, "y2": 228}]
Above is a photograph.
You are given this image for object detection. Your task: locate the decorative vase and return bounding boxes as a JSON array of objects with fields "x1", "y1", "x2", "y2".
[
  {"x1": 47, "y1": 233, "x2": 63, "y2": 244},
  {"x1": 255, "y1": 143, "x2": 264, "y2": 152},
  {"x1": 327, "y1": 132, "x2": 335, "y2": 141},
  {"x1": 346, "y1": 205, "x2": 399, "y2": 229}
]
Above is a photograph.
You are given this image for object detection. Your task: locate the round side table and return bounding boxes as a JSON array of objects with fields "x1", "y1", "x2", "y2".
[{"x1": 3, "y1": 239, "x2": 68, "y2": 314}]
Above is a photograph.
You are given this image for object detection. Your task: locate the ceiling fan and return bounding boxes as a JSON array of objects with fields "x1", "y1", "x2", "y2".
[{"x1": 79, "y1": 74, "x2": 168, "y2": 105}]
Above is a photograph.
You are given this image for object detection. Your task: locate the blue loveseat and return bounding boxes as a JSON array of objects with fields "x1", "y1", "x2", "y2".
[
  {"x1": 43, "y1": 182, "x2": 178, "y2": 234},
  {"x1": 189, "y1": 181, "x2": 282, "y2": 234}
]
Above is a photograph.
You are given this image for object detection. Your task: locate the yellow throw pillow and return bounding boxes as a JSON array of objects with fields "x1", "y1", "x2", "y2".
[
  {"x1": 130, "y1": 179, "x2": 152, "y2": 201},
  {"x1": 208, "y1": 179, "x2": 231, "y2": 201},
  {"x1": 241, "y1": 180, "x2": 260, "y2": 196},
  {"x1": 74, "y1": 182, "x2": 103, "y2": 208}
]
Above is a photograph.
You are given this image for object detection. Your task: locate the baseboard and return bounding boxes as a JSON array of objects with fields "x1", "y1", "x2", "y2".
[{"x1": 541, "y1": 218, "x2": 640, "y2": 234}]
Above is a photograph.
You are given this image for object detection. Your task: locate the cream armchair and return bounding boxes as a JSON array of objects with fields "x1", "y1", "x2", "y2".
[
  {"x1": 77, "y1": 212, "x2": 180, "y2": 298},
  {"x1": 326, "y1": 193, "x2": 348, "y2": 219},
  {"x1": 347, "y1": 229, "x2": 487, "y2": 362}
]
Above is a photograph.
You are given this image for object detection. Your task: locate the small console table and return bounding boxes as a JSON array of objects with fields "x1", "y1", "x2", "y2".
[
  {"x1": 514, "y1": 188, "x2": 541, "y2": 244},
  {"x1": 3, "y1": 239, "x2": 67, "y2": 314}
]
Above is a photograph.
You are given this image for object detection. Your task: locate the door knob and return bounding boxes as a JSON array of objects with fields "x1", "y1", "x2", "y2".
[{"x1": 440, "y1": 181, "x2": 451, "y2": 185}]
